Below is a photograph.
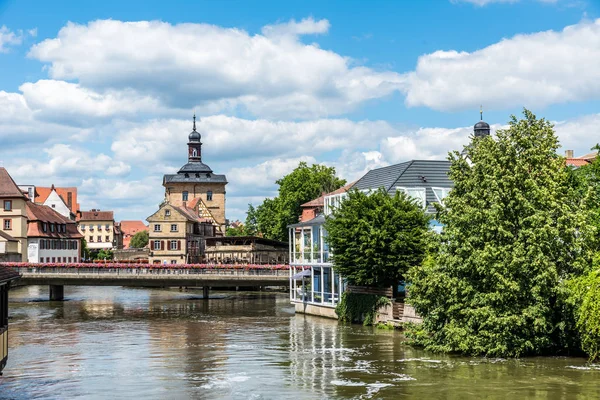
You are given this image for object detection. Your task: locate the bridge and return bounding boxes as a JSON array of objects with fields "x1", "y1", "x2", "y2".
[{"x1": 4, "y1": 263, "x2": 290, "y2": 300}]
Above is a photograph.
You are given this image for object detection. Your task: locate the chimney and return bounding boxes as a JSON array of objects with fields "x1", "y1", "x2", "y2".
[{"x1": 565, "y1": 150, "x2": 574, "y2": 158}]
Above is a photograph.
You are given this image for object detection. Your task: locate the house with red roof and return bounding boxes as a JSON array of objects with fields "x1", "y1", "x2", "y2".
[
  {"x1": 25, "y1": 202, "x2": 83, "y2": 263},
  {"x1": 76, "y1": 209, "x2": 117, "y2": 251},
  {"x1": 120, "y1": 220, "x2": 149, "y2": 248}
]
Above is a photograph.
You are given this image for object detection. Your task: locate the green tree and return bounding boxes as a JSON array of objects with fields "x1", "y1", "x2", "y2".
[
  {"x1": 571, "y1": 144, "x2": 600, "y2": 249},
  {"x1": 324, "y1": 188, "x2": 430, "y2": 288},
  {"x1": 226, "y1": 225, "x2": 246, "y2": 236},
  {"x1": 80, "y1": 238, "x2": 89, "y2": 261},
  {"x1": 97, "y1": 249, "x2": 114, "y2": 261},
  {"x1": 250, "y1": 162, "x2": 346, "y2": 241},
  {"x1": 129, "y1": 230, "x2": 149, "y2": 248},
  {"x1": 407, "y1": 109, "x2": 592, "y2": 357},
  {"x1": 244, "y1": 204, "x2": 259, "y2": 236}
]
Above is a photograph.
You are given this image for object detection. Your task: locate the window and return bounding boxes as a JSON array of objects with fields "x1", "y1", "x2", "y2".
[
  {"x1": 97, "y1": 236, "x2": 102, "y2": 242},
  {"x1": 171, "y1": 224, "x2": 178, "y2": 232},
  {"x1": 207, "y1": 191, "x2": 213, "y2": 201},
  {"x1": 90, "y1": 225, "x2": 94, "y2": 231},
  {"x1": 3, "y1": 219, "x2": 11, "y2": 230},
  {"x1": 165, "y1": 210, "x2": 171, "y2": 217},
  {"x1": 106, "y1": 236, "x2": 110, "y2": 242},
  {"x1": 182, "y1": 191, "x2": 189, "y2": 201},
  {"x1": 51, "y1": 204, "x2": 56, "y2": 208},
  {"x1": 154, "y1": 224, "x2": 161, "y2": 232},
  {"x1": 105, "y1": 224, "x2": 110, "y2": 231},
  {"x1": 153, "y1": 240, "x2": 161, "y2": 250},
  {"x1": 68, "y1": 257, "x2": 72, "y2": 263},
  {"x1": 170, "y1": 240, "x2": 178, "y2": 250},
  {"x1": 89, "y1": 236, "x2": 94, "y2": 242},
  {"x1": 397, "y1": 187, "x2": 427, "y2": 208},
  {"x1": 40, "y1": 257, "x2": 44, "y2": 263},
  {"x1": 3, "y1": 200, "x2": 11, "y2": 211},
  {"x1": 81, "y1": 224, "x2": 86, "y2": 231},
  {"x1": 51, "y1": 224, "x2": 56, "y2": 232},
  {"x1": 171, "y1": 260, "x2": 177, "y2": 264},
  {"x1": 43, "y1": 222, "x2": 48, "y2": 232},
  {"x1": 52, "y1": 257, "x2": 56, "y2": 263},
  {"x1": 62, "y1": 224, "x2": 66, "y2": 233},
  {"x1": 192, "y1": 148, "x2": 198, "y2": 157},
  {"x1": 432, "y1": 187, "x2": 452, "y2": 203},
  {"x1": 97, "y1": 224, "x2": 102, "y2": 231}
]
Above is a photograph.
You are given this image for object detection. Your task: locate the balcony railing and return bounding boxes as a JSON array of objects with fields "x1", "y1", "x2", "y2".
[{"x1": 291, "y1": 251, "x2": 330, "y2": 264}]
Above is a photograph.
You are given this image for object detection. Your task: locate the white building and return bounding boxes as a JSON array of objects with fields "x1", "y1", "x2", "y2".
[
  {"x1": 289, "y1": 160, "x2": 454, "y2": 319},
  {"x1": 26, "y1": 202, "x2": 83, "y2": 263}
]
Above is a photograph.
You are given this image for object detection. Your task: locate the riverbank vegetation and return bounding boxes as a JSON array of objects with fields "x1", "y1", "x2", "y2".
[
  {"x1": 336, "y1": 292, "x2": 390, "y2": 326},
  {"x1": 406, "y1": 110, "x2": 600, "y2": 360}
]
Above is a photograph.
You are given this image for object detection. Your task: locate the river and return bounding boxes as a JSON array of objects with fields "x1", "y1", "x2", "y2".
[{"x1": 0, "y1": 285, "x2": 599, "y2": 399}]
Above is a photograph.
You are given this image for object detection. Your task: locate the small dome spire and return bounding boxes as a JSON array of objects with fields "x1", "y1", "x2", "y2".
[
  {"x1": 474, "y1": 106, "x2": 490, "y2": 137},
  {"x1": 189, "y1": 114, "x2": 201, "y2": 142}
]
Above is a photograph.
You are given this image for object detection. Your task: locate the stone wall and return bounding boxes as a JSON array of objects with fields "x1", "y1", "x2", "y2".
[{"x1": 114, "y1": 248, "x2": 149, "y2": 262}]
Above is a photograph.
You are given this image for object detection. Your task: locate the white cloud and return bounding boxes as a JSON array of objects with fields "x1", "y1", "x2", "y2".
[
  {"x1": 20, "y1": 80, "x2": 163, "y2": 124},
  {"x1": 110, "y1": 115, "x2": 402, "y2": 167},
  {"x1": 7, "y1": 144, "x2": 130, "y2": 182},
  {"x1": 28, "y1": 19, "x2": 405, "y2": 119},
  {"x1": 0, "y1": 26, "x2": 23, "y2": 52},
  {"x1": 226, "y1": 156, "x2": 318, "y2": 195},
  {"x1": 261, "y1": 17, "x2": 330, "y2": 37},
  {"x1": 403, "y1": 18, "x2": 600, "y2": 111}
]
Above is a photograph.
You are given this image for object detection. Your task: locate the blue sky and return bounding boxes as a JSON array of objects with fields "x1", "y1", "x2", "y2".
[{"x1": 0, "y1": 0, "x2": 598, "y2": 222}]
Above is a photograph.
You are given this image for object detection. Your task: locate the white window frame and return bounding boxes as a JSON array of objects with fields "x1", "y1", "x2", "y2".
[
  {"x1": 397, "y1": 187, "x2": 427, "y2": 209},
  {"x1": 170, "y1": 240, "x2": 178, "y2": 250},
  {"x1": 154, "y1": 240, "x2": 161, "y2": 250},
  {"x1": 170, "y1": 224, "x2": 178, "y2": 232},
  {"x1": 165, "y1": 210, "x2": 171, "y2": 217},
  {"x1": 154, "y1": 224, "x2": 161, "y2": 232},
  {"x1": 431, "y1": 187, "x2": 452, "y2": 203}
]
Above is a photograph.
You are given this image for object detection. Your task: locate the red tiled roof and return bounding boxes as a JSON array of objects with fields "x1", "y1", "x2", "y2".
[
  {"x1": 566, "y1": 158, "x2": 591, "y2": 167},
  {"x1": 77, "y1": 210, "x2": 114, "y2": 221},
  {"x1": 0, "y1": 266, "x2": 20, "y2": 283},
  {"x1": 120, "y1": 221, "x2": 148, "y2": 236},
  {"x1": 26, "y1": 202, "x2": 83, "y2": 239},
  {"x1": 36, "y1": 186, "x2": 79, "y2": 214},
  {"x1": 0, "y1": 167, "x2": 26, "y2": 198}
]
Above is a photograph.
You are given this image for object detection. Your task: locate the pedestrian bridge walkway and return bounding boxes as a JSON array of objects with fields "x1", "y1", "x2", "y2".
[{"x1": 2, "y1": 263, "x2": 290, "y2": 300}]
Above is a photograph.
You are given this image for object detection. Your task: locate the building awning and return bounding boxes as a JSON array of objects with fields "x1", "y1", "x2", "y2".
[{"x1": 292, "y1": 269, "x2": 312, "y2": 280}]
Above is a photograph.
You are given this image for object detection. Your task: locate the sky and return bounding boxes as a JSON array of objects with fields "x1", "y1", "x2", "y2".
[{"x1": 0, "y1": 0, "x2": 599, "y2": 223}]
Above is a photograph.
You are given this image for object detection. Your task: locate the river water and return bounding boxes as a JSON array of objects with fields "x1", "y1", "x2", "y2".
[{"x1": 0, "y1": 286, "x2": 599, "y2": 399}]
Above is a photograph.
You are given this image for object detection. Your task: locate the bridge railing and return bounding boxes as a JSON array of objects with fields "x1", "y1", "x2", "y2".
[{"x1": 4, "y1": 263, "x2": 290, "y2": 277}]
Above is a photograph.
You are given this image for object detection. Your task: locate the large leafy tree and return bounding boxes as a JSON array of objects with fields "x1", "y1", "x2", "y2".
[
  {"x1": 324, "y1": 188, "x2": 429, "y2": 288},
  {"x1": 407, "y1": 109, "x2": 592, "y2": 357},
  {"x1": 571, "y1": 144, "x2": 600, "y2": 248},
  {"x1": 129, "y1": 230, "x2": 149, "y2": 248},
  {"x1": 249, "y1": 162, "x2": 346, "y2": 241}
]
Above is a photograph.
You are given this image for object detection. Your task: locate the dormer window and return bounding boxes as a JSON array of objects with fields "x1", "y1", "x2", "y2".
[
  {"x1": 50, "y1": 223, "x2": 55, "y2": 232},
  {"x1": 165, "y1": 210, "x2": 171, "y2": 217},
  {"x1": 43, "y1": 223, "x2": 48, "y2": 232},
  {"x1": 182, "y1": 191, "x2": 189, "y2": 201},
  {"x1": 207, "y1": 191, "x2": 213, "y2": 201},
  {"x1": 397, "y1": 187, "x2": 427, "y2": 209},
  {"x1": 184, "y1": 173, "x2": 189, "y2": 178}
]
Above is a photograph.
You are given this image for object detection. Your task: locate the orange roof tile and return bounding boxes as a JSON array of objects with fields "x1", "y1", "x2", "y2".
[
  {"x1": 566, "y1": 158, "x2": 591, "y2": 167},
  {"x1": 35, "y1": 186, "x2": 79, "y2": 214},
  {"x1": 26, "y1": 202, "x2": 82, "y2": 239}
]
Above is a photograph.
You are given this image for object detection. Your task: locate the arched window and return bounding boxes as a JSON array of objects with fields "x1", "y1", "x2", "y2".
[{"x1": 192, "y1": 148, "x2": 198, "y2": 157}]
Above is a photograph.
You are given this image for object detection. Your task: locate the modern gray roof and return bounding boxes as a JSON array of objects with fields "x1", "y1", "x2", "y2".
[
  {"x1": 354, "y1": 160, "x2": 452, "y2": 214},
  {"x1": 353, "y1": 161, "x2": 412, "y2": 192}
]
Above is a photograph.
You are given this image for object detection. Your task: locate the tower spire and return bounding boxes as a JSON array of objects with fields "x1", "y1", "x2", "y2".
[
  {"x1": 480, "y1": 105, "x2": 483, "y2": 121},
  {"x1": 193, "y1": 113, "x2": 196, "y2": 131}
]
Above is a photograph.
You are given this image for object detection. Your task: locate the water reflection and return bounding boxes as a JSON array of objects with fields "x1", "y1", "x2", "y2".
[{"x1": 0, "y1": 286, "x2": 599, "y2": 399}]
